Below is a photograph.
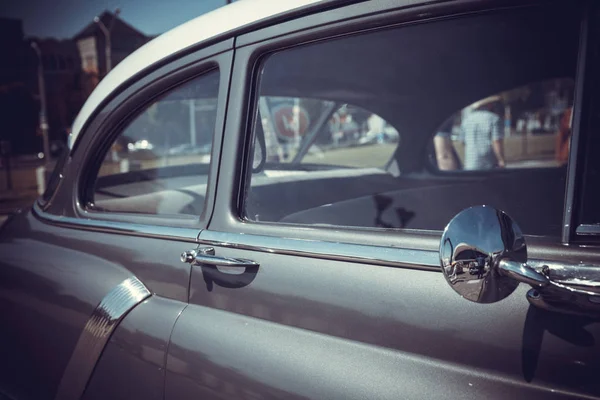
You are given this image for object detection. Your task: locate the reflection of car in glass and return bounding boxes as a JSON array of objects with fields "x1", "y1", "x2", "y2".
[
  {"x1": 468, "y1": 262, "x2": 482, "y2": 275},
  {"x1": 127, "y1": 139, "x2": 154, "y2": 152},
  {"x1": 358, "y1": 124, "x2": 400, "y2": 145},
  {"x1": 1, "y1": 1, "x2": 599, "y2": 400}
]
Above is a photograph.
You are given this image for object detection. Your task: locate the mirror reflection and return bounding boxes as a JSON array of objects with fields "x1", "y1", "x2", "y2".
[{"x1": 440, "y1": 205, "x2": 527, "y2": 303}]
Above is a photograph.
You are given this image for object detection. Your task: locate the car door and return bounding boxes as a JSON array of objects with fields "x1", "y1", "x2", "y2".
[
  {"x1": 166, "y1": 1, "x2": 600, "y2": 399},
  {"x1": 0, "y1": 40, "x2": 232, "y2": 400}
]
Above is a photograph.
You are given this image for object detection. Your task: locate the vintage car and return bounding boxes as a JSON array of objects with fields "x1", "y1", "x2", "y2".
[{"x1": 1, "y1": 0, "x2": 600, "y2": 399}]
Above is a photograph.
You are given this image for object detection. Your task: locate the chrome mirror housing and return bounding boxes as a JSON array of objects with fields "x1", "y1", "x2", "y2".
[{"x1": 440, "y1": 205, "x2": 549, "y2": 303}]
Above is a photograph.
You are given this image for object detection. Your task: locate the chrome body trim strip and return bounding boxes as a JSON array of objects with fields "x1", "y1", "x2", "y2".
[
  {"x1": 198, "y1": 231, "x2": 588, "y2": 278},
  {"x1": 33, "y1": 202, "x2": 199, "y2": 242},
  {"x1": 198, "y1": 230, "x2": 441, "y2": 271},
  {"x1": 54, "y1": 276, "x2": 151, "y2": 400},
  {"x1": 528, "y1": 260, "x2": 600, "y2": 292}
]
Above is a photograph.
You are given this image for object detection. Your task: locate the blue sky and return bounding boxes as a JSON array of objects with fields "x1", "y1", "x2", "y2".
[{"x1": 1, "y1": 0, "x2": 230, "y2": 39}]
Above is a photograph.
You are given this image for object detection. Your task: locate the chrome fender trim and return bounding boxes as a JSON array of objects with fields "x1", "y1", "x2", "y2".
[{"x1": 55, "y1": 276, "x2": 151, "y2": 400}]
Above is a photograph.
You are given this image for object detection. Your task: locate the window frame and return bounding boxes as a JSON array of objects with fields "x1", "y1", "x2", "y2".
[
  {"x1": 210, "y1": 0, "x2": 590, "y2": 258},
  {"x1": 567, "y1": 3, "x2": 600, "y2": 243},
  {"x1": 46, "y1": 39, "x2": 234, "y2": 232},
  {"x1": 87, "y1": 68, "x2": 221, "y2": 217}
]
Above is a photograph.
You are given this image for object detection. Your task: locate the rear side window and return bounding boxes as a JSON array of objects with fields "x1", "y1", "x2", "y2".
[
  {"x1": 91, "y1": 69, "x2": 219, "y2": 216},
  {"x1": 245, "y1": 4, "x2": 582, "y2": 236}
]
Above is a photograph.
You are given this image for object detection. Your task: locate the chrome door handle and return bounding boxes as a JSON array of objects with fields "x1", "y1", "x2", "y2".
[{"x1": 181, "y1": 247, "x2": 259, "y2": 268}]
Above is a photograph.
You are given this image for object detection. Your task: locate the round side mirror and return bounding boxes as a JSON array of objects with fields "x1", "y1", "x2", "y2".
[{"x1": 439, "y1": 205, "x2": 528, "y2": 303}]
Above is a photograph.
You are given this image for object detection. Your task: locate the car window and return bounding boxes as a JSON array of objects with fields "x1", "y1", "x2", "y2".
[
  {"x1": 431, "y1": 79, "x2": 574, "y2": 172},
  {"x1": 91, "y1": 69, "x2": 219, "y2": 216},
  {"x1": 244, "y1": 5, "x2": 581, "y2": 236}
]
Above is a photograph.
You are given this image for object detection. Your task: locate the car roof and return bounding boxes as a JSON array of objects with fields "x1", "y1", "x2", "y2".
[{"x1": 69, "y1": 0, "x2": 324, "y2": 150}]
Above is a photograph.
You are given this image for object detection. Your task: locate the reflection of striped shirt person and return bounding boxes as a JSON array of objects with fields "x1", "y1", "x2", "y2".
[{"x1": 460, "y1": 110, "x2": 503, "y2": 170}]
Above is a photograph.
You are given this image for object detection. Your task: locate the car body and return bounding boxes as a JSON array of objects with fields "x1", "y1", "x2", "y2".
[{"x1": 2, "y1": 0, "x2": 600, "y2": 399}]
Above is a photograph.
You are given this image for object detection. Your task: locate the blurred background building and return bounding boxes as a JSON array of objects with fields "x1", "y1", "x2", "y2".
[
  {"x1": 0, "y1": 0, "x2": 232, "y2": 212},
  {"x1": 0, "y1": 11, "x2": 151, "y2": 158}
]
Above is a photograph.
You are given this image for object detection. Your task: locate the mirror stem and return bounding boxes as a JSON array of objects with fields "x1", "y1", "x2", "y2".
[{"x1": 498, "y1": 259, "x2": 549, "y2": 288}]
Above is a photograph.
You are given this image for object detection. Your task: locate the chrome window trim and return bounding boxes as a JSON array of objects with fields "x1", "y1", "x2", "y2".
[
  {"x1": 76, "y1": 62, "x2": 224, "y2": 225},
  {"x1": 198, "y1": 230, "x2": 574, "y2": 275},
  {"x1": 54, "y1": 276, "x2": 151, "y2": 400},
  {"x1": 33, "y1": 202, "x2": 199, "y2": 243},
  {"x1": 562, "y1": 4, "x2": 590, "y2": 243},
  {"x1": 199, "y1": 230, "x2": 441, "y2": 271}
]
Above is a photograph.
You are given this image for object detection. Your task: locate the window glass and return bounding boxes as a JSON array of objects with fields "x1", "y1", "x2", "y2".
[
  {"x1": 92, "y1": 69, "x2": 219, "y2": 216},
  {"x1": 245, "y1": 5, "x2": 581, "y2": 236}
]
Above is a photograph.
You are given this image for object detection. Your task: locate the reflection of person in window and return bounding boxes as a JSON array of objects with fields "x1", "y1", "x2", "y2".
[
  {"x1": 461, "y1": 96, "x2": 505, "y2": 170},
  {"x1": 434, "y1": 117, "x2": 460, "y2": 171}
]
